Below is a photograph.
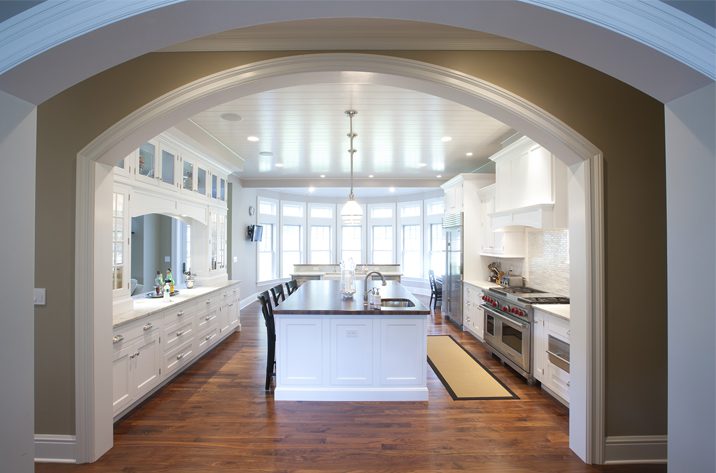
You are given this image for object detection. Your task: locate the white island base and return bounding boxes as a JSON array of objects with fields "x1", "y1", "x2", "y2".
[{"x1": 274, "y1": 313, "x2": 429, "y2": 401}]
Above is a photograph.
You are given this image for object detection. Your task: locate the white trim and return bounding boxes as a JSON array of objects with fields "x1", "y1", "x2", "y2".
[
  {"x1": 274, "y1": 386, "x2": 429, "y2": 402},
  {"x1": 525, "y1": 0, "x2": 715, "y2": 80},
  {"x1": 604, "y1": 435, "x2": 668, "y2": 464},
  {"x1": 34, "y1": 434, "x2": 77, "y2": 464},
  {"x1": 240, "y1": 291, "x2": 261, "y2": 310},
  {"x1": 75, "y1": 53, "x2": 604, "y2": 464}
]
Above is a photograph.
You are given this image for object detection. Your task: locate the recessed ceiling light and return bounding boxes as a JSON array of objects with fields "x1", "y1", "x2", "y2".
[
  {"x1": 368, "y1": 174, "x2": 374, "y2": 178},
  {"x1": 389, "y1": 187, "x2": 396, "y2": 193},
  {"x1": 259, "y1": 151, "x2": 273, "y2": 157},
  {"x1": 466, "y1": 152, "x2": 473, "y2": 157},
  {"x1": 308, "y1": 186, "x2": 316, "y2": 193},
  {"x1": 320, "y1": 174, "x2": 326, "y2": 178},
  {"x1": 441, "y1": 136, "x2": 452, "y2": 142},
  {"x1": 275, "y1": 163, "x2": 284, "y2": 168},
  {"x1": 220, "y1": 112, "x2": 242, "y2": 122},
  {"x1": 417, "y1": 163, "x2": 428, "y2": 168},
  {"x1": 247, "y1": 136, "x2": 259, "y2": 142},
  {"x1": 436, "y1": 175, "x2": 442, "y2": 178}
]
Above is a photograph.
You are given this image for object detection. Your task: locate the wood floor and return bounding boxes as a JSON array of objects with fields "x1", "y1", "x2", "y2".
[{"x1": 37, "y1": 298, "x2": 665, "y2": 473}]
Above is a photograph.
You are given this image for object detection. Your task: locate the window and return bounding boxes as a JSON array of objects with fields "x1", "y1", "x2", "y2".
[
  {"x1": 341, "y1": 225, "x2": 362, "y2": 264},
  {"x1": 161, "y1": 149, "x2": 175, "y2": 184},
  {"x1": 429, "y1": 223, "x2": 446, "y2": 277},
  {"x1": 310, "y1": 226, "x2": 331, "y2": 263},
  {"x1": 402, "y1": 224, "x2": 422, "y2": 277},
  {"x1": 112, "y1": 192, "x2": 125, "y2": 290},
  {"x1": 372, "y1": 225, "x2": 393, "y2": 264},
  {"x1": 258, "y1": 223, "x2": 275, "y2": 281},
  {"x1": 370, "y1": 207, "x2": 393, "y2": 219},
  {"x1": 400, "y1": 204, "x2": 421, "y2": 218},
  {"x1": 282, "y1": 225, "x2": 302, "y2": 277},
  {"x1": 426, "y1": 199, "x2": 444, "y2": 216},
  {"x1": 310, "y1": 206, "x2": 333, "y2": 219},
  {"x1": 283, "y1": 202, "x2": 304, "y2": 218},
  {"x1": 259, "y1": 199, "x2": 277, "y2": 216},
  {"x1": 183, "y1": 161, "x2": 193, "y2": 190},
  {"x1": 138, "y1": 142, "x2": 155, "y2": 178}
]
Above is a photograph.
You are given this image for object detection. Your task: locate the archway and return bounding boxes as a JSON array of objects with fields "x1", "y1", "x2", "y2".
[{"x1": 76, "y1": 53, "x2": 603, "y2": 463}]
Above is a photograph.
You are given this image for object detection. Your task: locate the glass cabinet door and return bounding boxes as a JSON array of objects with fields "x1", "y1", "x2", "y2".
[
  {"x1": 138, "y1": 142, "x2": 156, "y2": 179},
  {"x1": 211, "y1": 174, "x2": 218, "y2": 199},
  {"x1": 220, "y1": 178, "x2": 226, "y2": 201},
  {"x1": 112, "y1": 192, "x2": 127, "y2": 291},
  {"x1": 161, "y1": 149, "x2": 175, "y2": 185},
  {"x1": 197, "y1": 168, "x2": 207, "y2": 195},
  {"x1": 183, "y1": 161, "x2": 194, "y2": 190}
]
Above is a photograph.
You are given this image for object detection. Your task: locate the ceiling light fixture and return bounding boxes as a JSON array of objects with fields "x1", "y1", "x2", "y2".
[
  {"x1": 389, "y1": 187, "x2": 396, "y2": 193},
  {"x1": 466, "y1": 152, "x2": 473, "y2": 157},
  {"x1": 309, "y1": 186, "x2": 316, "y2": 193},
  {"x1": 417, "y1": 163, "x2": 428, "y2": 168},
  {"x1": 220, "y1": 112, "x2": 242, "y2": 122},
  {"x1": 368, "y1": 174, "x2": 374, "y2": 178},
  {"x1": 436, "y1": 175, "x2": 442, "y2": 178},
  {"x1": 247, "y1": 136, "x2": 259, "y2": 142},
  {"x1": 320, "y1": 174, "x2": 326, "y2": 178},
  {"x1": 275, "y1": 163, "x2": 284, "y2": 168},
  {"x1": 441, "y1": 136, "x2": 452, "y2": 142},
  {"x1": 341, "y1": 110, "x2": 363, "y2": 225}
]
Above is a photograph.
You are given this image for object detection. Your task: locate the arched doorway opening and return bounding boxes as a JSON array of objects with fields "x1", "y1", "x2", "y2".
[{"x1": 76, "y1": 53, "x2": 604, "y2": 463}]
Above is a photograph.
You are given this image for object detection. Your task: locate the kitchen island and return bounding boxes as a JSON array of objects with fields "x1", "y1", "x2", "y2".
[{"x1": 272, "y1": 280, "x2": 430, "y2": 401}]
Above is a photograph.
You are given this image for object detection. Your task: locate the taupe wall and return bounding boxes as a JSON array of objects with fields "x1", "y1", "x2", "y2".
[{"x1": 35, "y1": 50, "x2": 667, "y2": 437}]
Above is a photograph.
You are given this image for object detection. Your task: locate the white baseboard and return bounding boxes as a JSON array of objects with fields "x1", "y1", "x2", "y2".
[
  {"x1": 240, "y1": 291, "x2": 261, "y2": 309},
  {"x1": 604, "y1": 435, "x2": 667, "y2": 464},
  {"x1": 35, "y1": 434, "x2": 77, "y2": 463}
]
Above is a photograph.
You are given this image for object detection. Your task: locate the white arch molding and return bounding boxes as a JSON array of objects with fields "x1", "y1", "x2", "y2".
[{"x1": 75, "y1": 53, "x2": 605, "y2": 463}]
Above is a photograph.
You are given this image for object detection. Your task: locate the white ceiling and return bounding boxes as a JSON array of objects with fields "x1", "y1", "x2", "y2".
[
  {"x1": 186, "y1": 82, "x2": 512, "y2": 186},
  {"x1": 264, "y1": 187, "x2": 439, "y2": 199}
]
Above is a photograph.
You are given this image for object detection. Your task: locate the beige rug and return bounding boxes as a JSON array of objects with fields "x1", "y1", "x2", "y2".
[{"x1": 427, "y1": 335, "x2": 517, "y2": 400}]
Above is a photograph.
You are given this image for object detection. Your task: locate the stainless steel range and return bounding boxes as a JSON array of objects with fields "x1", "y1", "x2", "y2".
[{"x1": 481, "y1": 286, "x2": 568, "y2": 384}]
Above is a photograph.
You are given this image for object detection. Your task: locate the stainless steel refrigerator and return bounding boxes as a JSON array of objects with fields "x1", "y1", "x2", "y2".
[{"x1": 442, "y1": 213, "x2": 463, "y2": 328}]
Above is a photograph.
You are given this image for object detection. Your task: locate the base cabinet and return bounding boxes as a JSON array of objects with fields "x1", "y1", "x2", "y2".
[
  {"x1": 113, "y1": 283, "x2": 240, "y2": 418},
  {"x1": 533, "y1": 308, "x2": 570, "y2": 405},
  {"x1": 463, "y1": 284, "x2": 485, "y2": 340}
]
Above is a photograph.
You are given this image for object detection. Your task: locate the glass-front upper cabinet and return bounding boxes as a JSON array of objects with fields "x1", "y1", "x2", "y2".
[
  {"x1": 160, "y1": 148, "x2": 175, "y2": 186},
  {"x1": 197, "y1": 167, "x2": 207, "y2": 196},
  {"x1": 220, "y1": 178, "x2": 226, "y2": 201},
  {"x1": 211, "y1": 174, "x2": 218, "y2": 199},
  {"x1": 112, "y1": 186, "x2": 131, "y2": 297},
  {"x1": 137, "y1": 141, "x2": 156, "y2": 182},
  {"x1": 182, "y1": 160, "x2": 194, "y2": 191}
]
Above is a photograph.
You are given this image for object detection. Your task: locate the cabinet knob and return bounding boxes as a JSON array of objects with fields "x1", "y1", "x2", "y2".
[
  {"x1": 143, "y1": 323, "x2": 153, "y2": 331},
  {"x1": 112, "y1": 334, "x2": 124, "y2": 344},
  {"x1": 176, "y1": 353, "x2": 185, "y2": 360},
  {"x1": 176, "y1": 330, "x2": 184, "y2": 337},
  {"x1": 177, "y1": 311, "x2": 184, "y2": 317}
]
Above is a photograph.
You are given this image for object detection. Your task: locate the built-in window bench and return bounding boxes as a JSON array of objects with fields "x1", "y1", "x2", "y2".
[{"x1": 290, "y1": 264, "x2": 402, "y2": 286}]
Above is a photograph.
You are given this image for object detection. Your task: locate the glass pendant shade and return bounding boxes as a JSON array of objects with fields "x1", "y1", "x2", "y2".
[{"x1": 341, "y1": 197, "x2": 363, "y2": 225}]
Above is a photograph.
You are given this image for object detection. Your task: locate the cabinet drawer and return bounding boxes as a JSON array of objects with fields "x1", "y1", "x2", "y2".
[
  {"x1": 163, "y1": 319, "x2": 194, "y2": 353},
  {"x1": 197, "y1": 308, "x2": 219, "y2": 331},
  {"x1": 163, "y1": 304, "x2": 195, "y2": 329},
  {"x1": 113, "y1": 319, "x2": 160, "y2": 352},
  {"x1": 546, "y1": 314, "x2": 570, "y2": 340},
  {"x1": 164, "y1": 340, "x2": 194, "y2": 377},
  {"x1": 197, "y1": 326, "x2": 219, "y2": 352},
  {"x1": 546, "y1": 362, "x2": 570, "y2": 403}
]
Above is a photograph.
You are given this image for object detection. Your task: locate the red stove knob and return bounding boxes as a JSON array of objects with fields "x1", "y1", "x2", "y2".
[
  {"x1": 502, "y1": 306, "x2": 509, "y2": 312},
  {"x1": 511, "y1": 307, "x2": 517, "y2": 314},
  {"x1": 492, "y1": 301, "x2": 498, "y2": 308}
]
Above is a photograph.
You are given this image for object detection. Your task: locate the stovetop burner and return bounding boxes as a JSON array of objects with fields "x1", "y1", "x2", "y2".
[
  {"x1": 490, "y1": 286, "x2": 545, "y2": 296},
  {"x1": 518, "y1": 296, "x2": 570, "y2": 304},
  {"x1": 488, "y1": 286, "x2": 569, "y2": 305}
]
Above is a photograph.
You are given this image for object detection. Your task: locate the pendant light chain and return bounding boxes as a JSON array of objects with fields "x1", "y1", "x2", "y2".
[
  {"x1": 346, "y1": 109, "x2": 357, "y2": 199},
  {"x1": 341, "y1": 109, "x2": 363, "y2": 225}
]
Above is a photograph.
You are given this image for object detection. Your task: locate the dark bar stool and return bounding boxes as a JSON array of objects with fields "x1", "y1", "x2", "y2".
[
  {"x1": 285, "y1": 279, "x2": 298, "y2": 295},
  {"x1": 257, "y1": 291, "x2": 276, "y2": 391},
  {"x1": 270, "y1": 284, "x2": 286, "y2": 306},
  {"x1": 429, "y1": 270, "x2": 443, "y2": 310}
]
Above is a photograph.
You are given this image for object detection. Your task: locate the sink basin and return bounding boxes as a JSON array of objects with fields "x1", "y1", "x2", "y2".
[{"x1": 380, "y1": 298, "x2": 415, "y2": 308}]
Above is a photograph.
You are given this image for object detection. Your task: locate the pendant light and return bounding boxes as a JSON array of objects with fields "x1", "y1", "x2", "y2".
[{"x1": 341, "y1": 110, "x2": 363, "y2": 225}]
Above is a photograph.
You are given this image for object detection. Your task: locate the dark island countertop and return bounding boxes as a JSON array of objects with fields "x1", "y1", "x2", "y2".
[{"x1": 273, "y1": 280, "x2": 430, "y2": 315}]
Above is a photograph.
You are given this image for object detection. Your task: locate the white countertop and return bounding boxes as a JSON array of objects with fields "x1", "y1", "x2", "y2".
[
  {"x1": 463, "y1": 279, "x2": 501, "y2": 290},
  {"x1": 533, "y1": 304, "x2": 570, "y2": 321},
  {"x1": 113, "y1": 280, "x2": 241, "y2": 328}
]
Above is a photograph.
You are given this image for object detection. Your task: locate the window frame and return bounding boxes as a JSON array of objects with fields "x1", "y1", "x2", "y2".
[
  {"x1": 257, "y1": 196, "x2": 280, "y2": 283},
  {"x1": 398, "y1": 200, "x2": 423, "y2": 279},
  {"x1": 280, "y1": 200, "x2": 306, "y2": 278},
  {"x1": 307, "y1": 202, "x2": 337, "y2": 264},
  {"x1": 366, "y1": 203, "x2": 396, "y2": 264},
  {"x1": 338, "y1": 203, "x2": 366, "y2": 265}
]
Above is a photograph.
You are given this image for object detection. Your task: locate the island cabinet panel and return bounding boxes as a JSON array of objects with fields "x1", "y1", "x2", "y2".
[
  {"x1": 379, "y1": 320, "x2": 426, "y2": 386},
  {"x1": 330, "y1": 319, "x2": 374, "y2": 385},
  {"x1": 279, "y1": 319, "x2": 324, "y2": 385}
]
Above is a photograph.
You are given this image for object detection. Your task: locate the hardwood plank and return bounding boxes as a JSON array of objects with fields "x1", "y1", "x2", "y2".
[{"x1": 36, "y1": 298, "x2": 665, "y2": 473}]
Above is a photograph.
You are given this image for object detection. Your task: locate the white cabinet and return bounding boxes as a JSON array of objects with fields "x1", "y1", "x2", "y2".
[
  {"x1": 533, "y1": 307, "x2": 570, "y2": 405},
  {"x1": 463, "y1": 284, "x2": 485, "y2": 340},
  {"x1": 488, "y1": 137, "x2": 568, "y2": 229},
  {"x1": 111, "y1": 321, "x2": 161, "y2": 417},
  {"x1": 443, "y1": 182, "x2": 464, "y2": 213},
  {"x1": 113, "y1": 282, "x2": 240, "y2": 418},
  {"x1": 478, "y1": 184, "x2": 526, "y2": 257}
]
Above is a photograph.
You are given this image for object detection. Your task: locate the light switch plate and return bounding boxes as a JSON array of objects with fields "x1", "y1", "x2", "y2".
[{"x1": 34, "y1": 288, "x2": 46, "y2": 306}]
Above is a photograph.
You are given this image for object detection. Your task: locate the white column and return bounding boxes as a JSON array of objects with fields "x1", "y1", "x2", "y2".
[
  {"x1": 665, "y1": 82, "x2": 716, "y2": 472},
  {"x1": 0, "y1": 90, "x2": 36, "y2": 472}
]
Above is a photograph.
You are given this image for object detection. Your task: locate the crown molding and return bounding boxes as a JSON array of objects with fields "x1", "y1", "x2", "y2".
[{"x1": 525, "y1": 0, "x2": 715, "y2": 80}]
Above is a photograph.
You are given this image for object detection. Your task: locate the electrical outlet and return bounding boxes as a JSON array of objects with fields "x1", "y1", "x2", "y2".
[{"x1": 34, "y1": 288, "x2": 46, "y2": 306}]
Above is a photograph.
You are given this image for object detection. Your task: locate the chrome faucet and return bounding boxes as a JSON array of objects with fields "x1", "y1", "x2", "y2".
[{"x1": 363, "y1": 271, "x2": 387, "y2": 303}]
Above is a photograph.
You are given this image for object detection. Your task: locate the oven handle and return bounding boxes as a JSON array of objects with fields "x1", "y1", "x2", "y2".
[{"x1": 482, "y1": 305, "x2": 529, "y2": 330}]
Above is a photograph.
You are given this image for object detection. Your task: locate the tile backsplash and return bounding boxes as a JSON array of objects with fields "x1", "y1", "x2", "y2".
[{"x1": 526, "y1": 229, "x2": 570, "y2": 296}]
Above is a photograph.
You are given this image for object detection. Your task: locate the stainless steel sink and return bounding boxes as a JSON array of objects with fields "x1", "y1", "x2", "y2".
[{"x1": 380, "y1": 298, "x2": 415, "y2": 308}]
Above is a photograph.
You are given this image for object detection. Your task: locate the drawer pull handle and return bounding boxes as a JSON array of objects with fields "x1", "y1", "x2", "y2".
[
  {"x1": 176, "y1": 330, "x2": 185, "y2": 337},
  {"x1": 205, "y1": 334, "x2": 216, "y2": 341},
  {"x1": 205, "y1": 315, "x2": 216, "y2": 321},
  {"x1": 130, "y1": 351, "x2": 140, "y2": 359},
  {"x1": 143, "y1": 323, "x2": 153, "y2": 331},
  {"x1": 206, "y1": 300, "x2": 211, "y2": 304},
  {"x1": 228, "y1": 303, "x2": 234, "y2": 307},
  {"x1": 176, "y1": 352, "x2": 186, "y2": 360},
  {"x1": 112, "y1": 334, "x2": 124, "y2": 344},
  {"x1": 177, "y1": 311, "x2": 184, "y2": 317},
  {"x1": 567, "y1": 329, "x2": 571, "y2": 336}
]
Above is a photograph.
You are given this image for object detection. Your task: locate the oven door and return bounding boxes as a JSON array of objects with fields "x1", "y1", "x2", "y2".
[{"x1": 483, "y1": 306, "x2": 531, "y2": 372}]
